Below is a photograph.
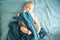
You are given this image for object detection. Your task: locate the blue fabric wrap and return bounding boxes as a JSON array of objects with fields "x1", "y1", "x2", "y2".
[
  {"x1": 7, "y1": 12, "x2": 47, "y2": 40},
  {"x1": 19, "y1": 12, "x2": 38, "y2": 40}
]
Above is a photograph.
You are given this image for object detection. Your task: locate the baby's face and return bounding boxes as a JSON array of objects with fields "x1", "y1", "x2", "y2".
[{"x1": 23, "y1": 3, "x2": 34, "y2": 12}]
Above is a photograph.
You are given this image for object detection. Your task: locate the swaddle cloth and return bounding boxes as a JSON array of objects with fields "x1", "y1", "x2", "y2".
[
  {"x1": 7, "y1": 12, "x2": 47, "y2": 40},
  {"x1": 19, "y1": 12, "x2": 39, "y2": 40}
]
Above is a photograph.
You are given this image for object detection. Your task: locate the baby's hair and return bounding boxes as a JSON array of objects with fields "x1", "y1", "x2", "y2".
[
  {"x1": 27, "y1": 2, "x2": 34, "y2": 5},
  {"x1": 26, "y1": 2, "x2": 34, "y2": 7}
]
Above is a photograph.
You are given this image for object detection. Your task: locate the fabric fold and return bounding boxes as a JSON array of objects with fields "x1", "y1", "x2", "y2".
[{"x1": 7, "y1": 12, "x2": 47, "y2": 40}]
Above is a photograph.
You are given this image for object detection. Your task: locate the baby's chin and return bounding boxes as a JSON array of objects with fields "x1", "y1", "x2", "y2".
[
  {"x1": 23, "y1": 9, "x2": 33, "y2": 13},
  {"x1": 23, "y1": 10, "x2": 28, "y2": 12}
]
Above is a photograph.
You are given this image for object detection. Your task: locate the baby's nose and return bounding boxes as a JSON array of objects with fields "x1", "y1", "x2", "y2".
[{"x1": 26, "y1": 7, "x2": 29, "y2": 10}]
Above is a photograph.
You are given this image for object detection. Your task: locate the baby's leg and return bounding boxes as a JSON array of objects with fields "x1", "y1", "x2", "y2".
[{"x1": 20, "y1": 25, "x2": 32, "y2": 35}]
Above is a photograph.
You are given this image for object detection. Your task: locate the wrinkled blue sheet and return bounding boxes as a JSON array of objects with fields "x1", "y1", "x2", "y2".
[{"x1": 0, "y1": 0, "x2": 60, "y2": 40}]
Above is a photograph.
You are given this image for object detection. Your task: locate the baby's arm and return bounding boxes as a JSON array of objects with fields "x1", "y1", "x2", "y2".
[
  {"x1": 34, "y1": 19, "x2": 41, "y2": 33},
  {"x1": 20, "y1": 22, "x2": 32, "y2": 35},
  {"x1": 31, "y1": 13, "x2": 41, "y2": 33}
]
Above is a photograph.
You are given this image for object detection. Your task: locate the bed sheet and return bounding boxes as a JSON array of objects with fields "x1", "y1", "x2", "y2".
[{"x1": 0, "y1": 0, "x2": 60, "y2": 40}]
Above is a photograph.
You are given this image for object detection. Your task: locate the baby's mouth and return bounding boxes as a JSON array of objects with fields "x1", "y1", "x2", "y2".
[{"x1": 24, "y1": 8, "x2": 29, "y2": 10}]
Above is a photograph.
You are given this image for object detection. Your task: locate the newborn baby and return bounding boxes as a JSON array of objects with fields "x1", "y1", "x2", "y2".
[{"x1": 17, "y1": 2, "x2": 41, "y2": 35}]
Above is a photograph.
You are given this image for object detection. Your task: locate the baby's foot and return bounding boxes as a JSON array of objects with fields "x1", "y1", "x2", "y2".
[{"x1": 28, "y1": 31, "x2": 32, "y2": 35}]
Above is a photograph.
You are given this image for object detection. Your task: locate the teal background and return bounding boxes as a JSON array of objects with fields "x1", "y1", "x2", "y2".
[{"x1": 0, "y1": 0, "x2": 60, "y2": 40}]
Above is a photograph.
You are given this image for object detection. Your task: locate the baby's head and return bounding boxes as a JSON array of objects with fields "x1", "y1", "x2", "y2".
[{"x1": 23, "y1": 2, "x2": 34, "y2": 13}]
